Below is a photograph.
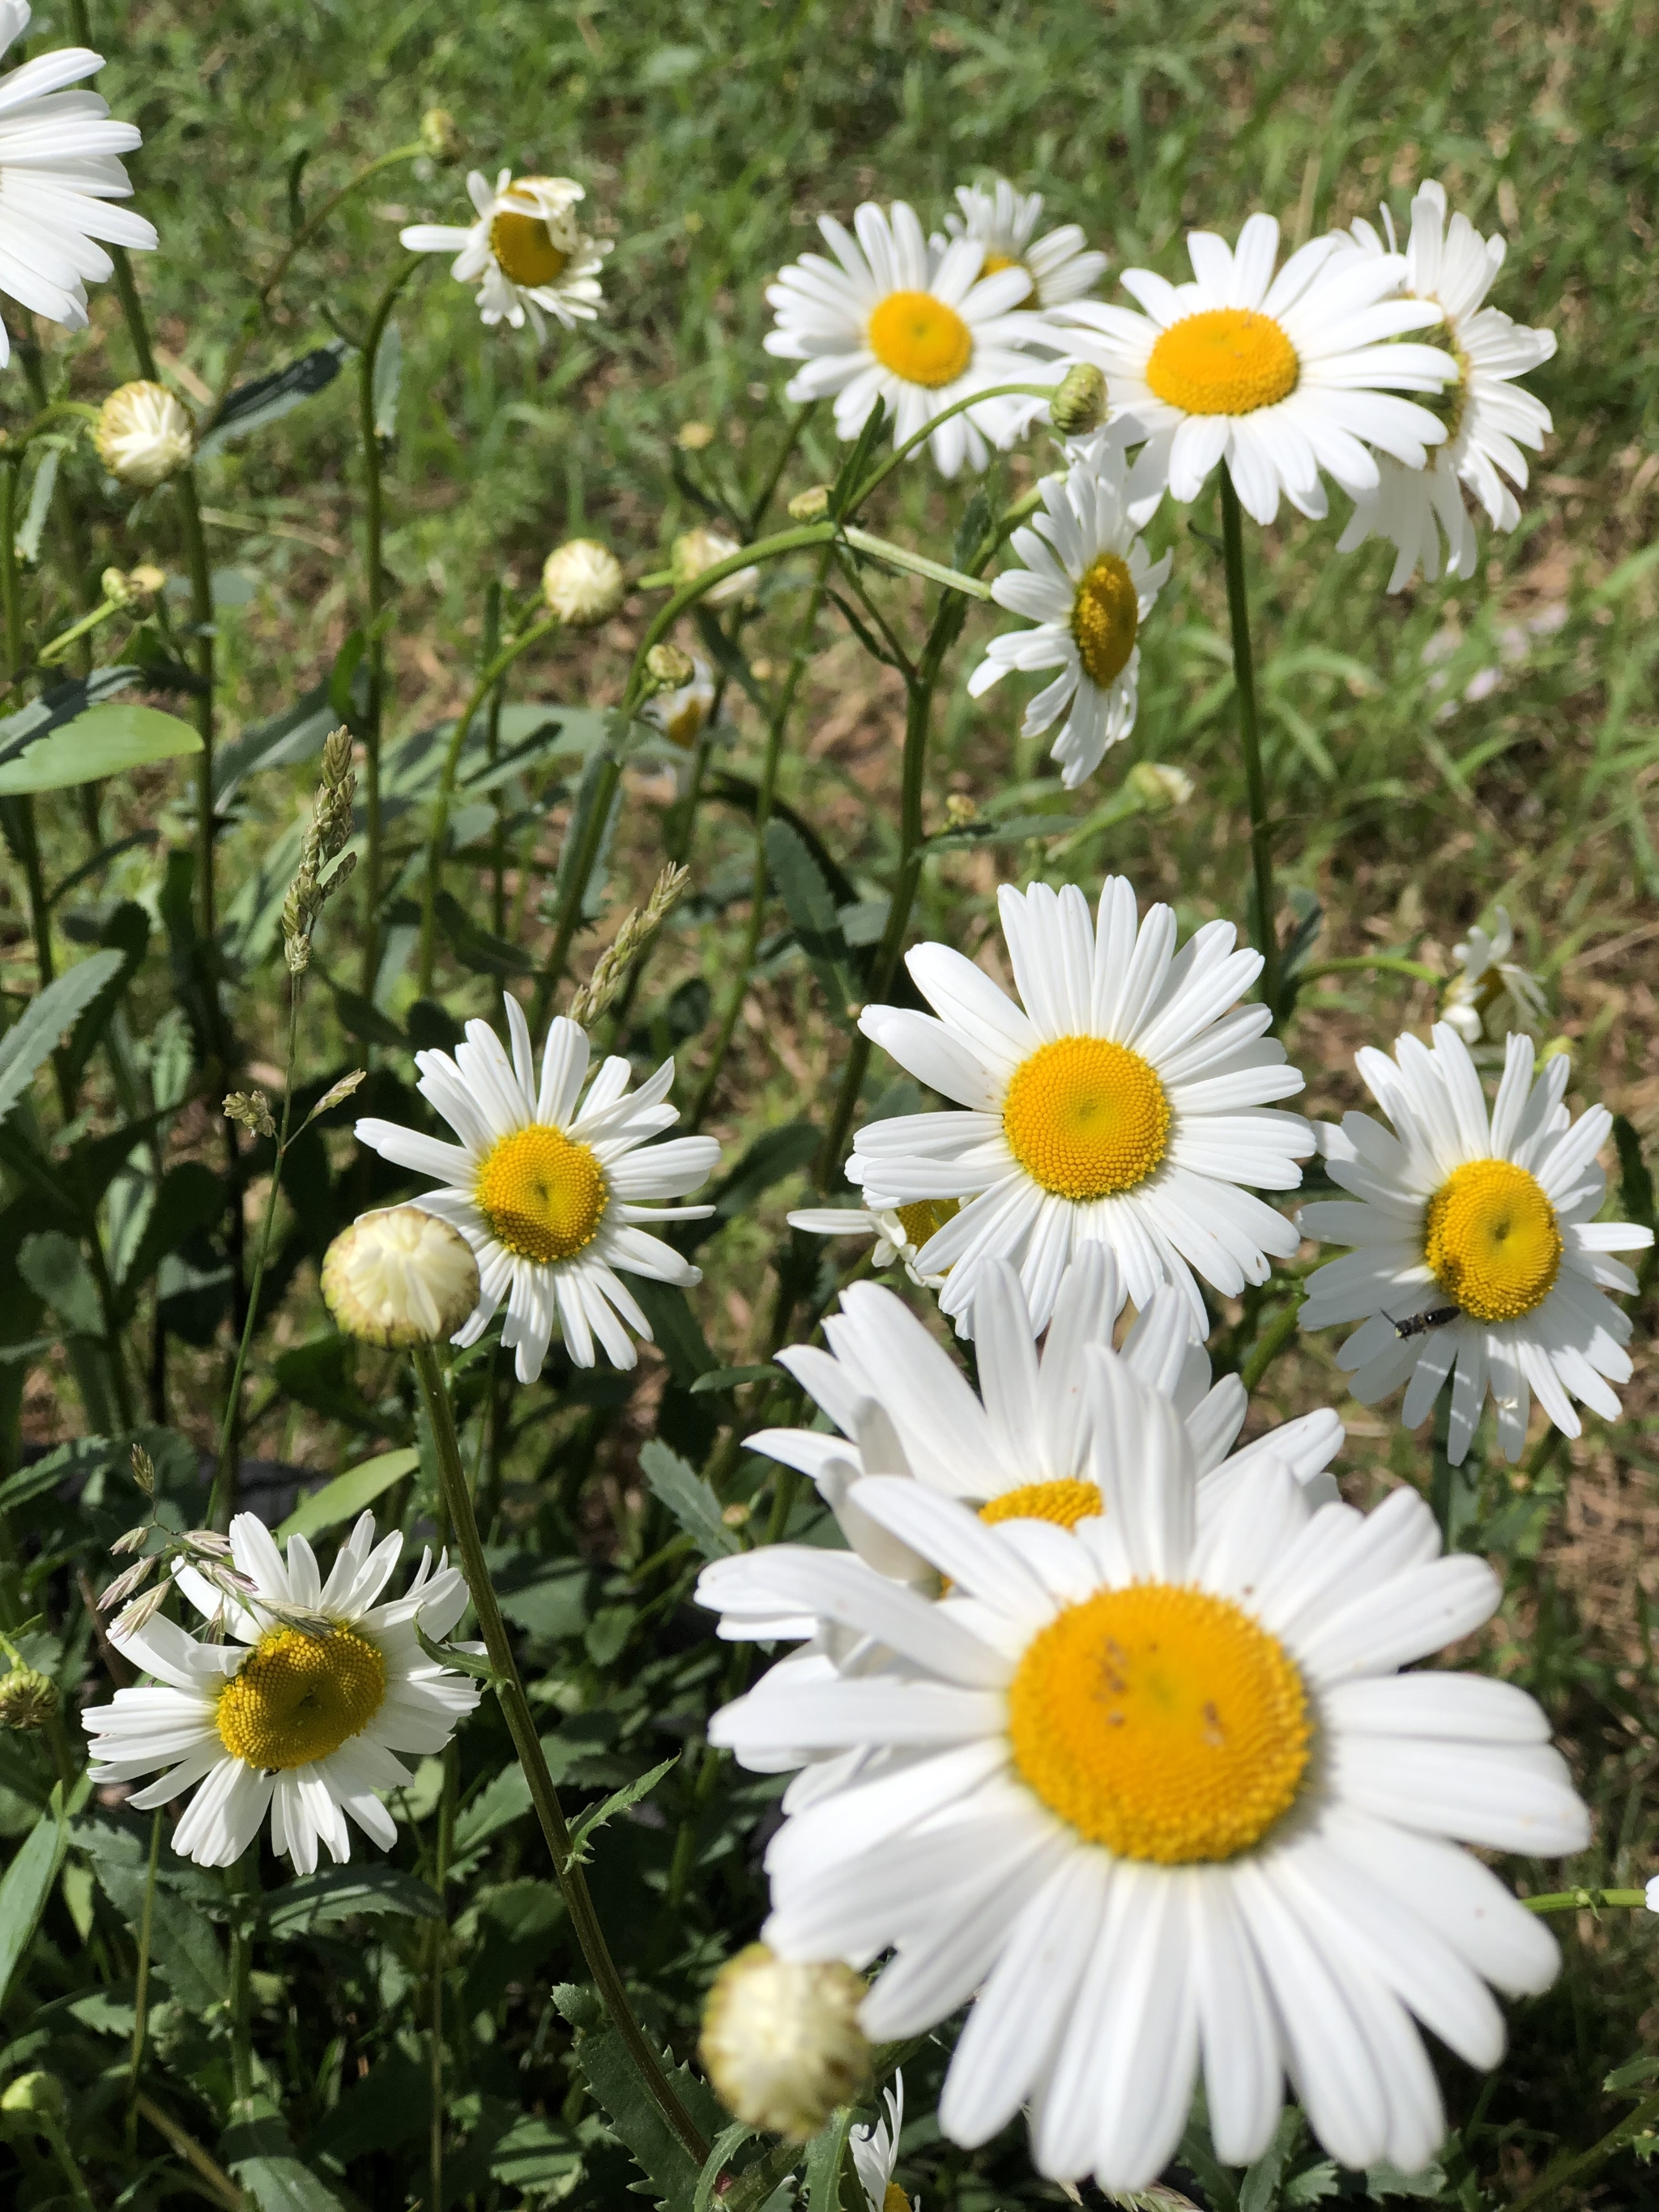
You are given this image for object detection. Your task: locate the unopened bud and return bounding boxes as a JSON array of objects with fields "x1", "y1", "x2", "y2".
[
  {"x1": 542, "y1": 539, "x2": 625, "y2": 627},
  {"x1": 0, "y1": 2070, "x2": 65, "y2": 2124},
  {"x1": 643, "y1": 641, "x2": 697, "y2": 695},
  {"x1": 943, "y1": 791, "x2": 979, "y2": 828},
  {"x1": 787, "y1": 485, "x2": 830, "y2": 523},
  {"x1": 1049, "y1": 361, "x2": 1107, "y2": 438},
  {"x1": 699, "y1": 1944, "x2": 869, "y2": 2141},
  {"x1": 322, "y1": 1207, "x2": 481, "y2": 1347},
  {"x1": 676, "y1": 420, "x2": 715, "y2": 452},
  {"x1": 0, "y1": 1665, "x2": 58, "y2": 1731},
  {"x1": 94, "y1": 381, "x2": 193, "y2": 489},
  {"x1": 672, "y1": 526, "x2": 759, "y2": 608},
  {"x1": 224, "y1": 1089, "x2": 277, "y2": 1138},
  {"x1": 1126, "y1": 761, "x2": 1194, "y2": 811},
  {"x1": 420, "y1": 106, "x2": 462, "y2": 164}
]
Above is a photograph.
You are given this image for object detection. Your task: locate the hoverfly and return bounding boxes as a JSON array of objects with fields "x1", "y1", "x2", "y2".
[{"x1": 1392, "y1": 1304, "x2": 1461, "y2": 1340}]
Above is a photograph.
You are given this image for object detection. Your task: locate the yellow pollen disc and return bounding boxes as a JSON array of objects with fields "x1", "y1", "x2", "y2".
[
  {"x1": 979, "y1": 1478, "x2": 1102, "y2": 1532},
  {"x1": 1008, "y1": 1583, "x2": 1310, "y2": 1861},
  {"x1": 474, "y1": 1124, "x2": 608, "y2": 1265},
  {"x1": 1070, "y1": 554, "x2": 1139, "y2": 688},
  {"x1": 664, "y1": 696, "x2": 708, "y2": 750},
  {"x1": 894, "y1": 1196, "x2": 960, "y2": 1248},
  {"x1": 884, "y1": 2189, "x2": 911, "y2": 2212},
  {"x1": 1145, "y1": 307, "x2": 1299, "y2": 417},
  {"x1": 215, "y1": 1626, "x2": 386, "y2": 1772},
  {"x1": 490, "y1": 204, "x2": 570, "y2": 288},
  {"x1": 1003, "y1": 1035, "x2": 1171, "y2": 1201},
  {"x1": 867, "y1": 290, "x2": 974, "y2": 388},
  {"x1": 1422, "y1": 1157, "x2": 1562, "y2": 1323}
]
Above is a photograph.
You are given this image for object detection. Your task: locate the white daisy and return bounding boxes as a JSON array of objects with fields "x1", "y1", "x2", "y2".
[
  {"x1": 710, "y1": 1351, "x2": 1589, "y2": 2190},
  {"x1": 785, "y1": 1197, "x2": 960, "y2": 1293},
  {"x1": 1334, "y1": 182, "x2": 1555, "y2": 590},
  {"x1": 764, "y1": 199, "x2": 1056, "y2": 479},
  {"x1": 936, "y1": 178, "x2": 1107, "y2": 309},
  {"x1": 641, "y1": 651, "x2": 718, "y2": 784},
  {"x1": 851, "y1": 2073, "x2": 910, "y2": 2212},
  {"x1": 355, "y1": 992, "x2": 720, "y2": 1380},
  {"x1": 83, "y1": 1512, "x2": 480, "y2": 1874},
  {"x1": 1055, "y1": 212, "x2": 1456, "y2": 525},
  {"x1": 1299, "y1": 1025, "x2": 1652, "y2": 1465},
  {"x1": 400, "y1": 169, "x2": 609, "y2": 342},
  {"x1": 1440, "y1": 906, "x2": 1548, "y2": 1050},
  {"x1": 967, "y1": 433, "x2": 1171, "y2": 789},
  {"x1": 848, "y1": 877, "x2": 1312, "y2": 1337},
  {"x1": 0, "y1": 0, "x2": 156, "y2": 368}
]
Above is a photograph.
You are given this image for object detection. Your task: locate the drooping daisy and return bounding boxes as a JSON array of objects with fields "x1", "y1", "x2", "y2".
[
  {"x1": 355, "y1": 993, "x2": 720, "y2": 1379},
  {"x1": 710, "y1": 1353, "x2": 1589, "y2": 2189},
  {"x1": 400, "y1": 170, "x2": 609, "y2": 342},
  {"x1": 83, "y1": 1513, "x2": 480, "y2": 1873},
  {"x1": 764, "y1": 200, "x2": 1055, "y2": 478},
  {"x1": 1334, "y1": 183, "x2": 1555, "y2": 590},
  {"x1": 936, "y1": 178, "x2": 1107, "y2": 309},
  {"x1": 848, "y1": 878, "x2": 1312, "y2": 1336},
  {"x1": 1055, "y1": 212, "x2": 1456, "y2": 526},
  {"x1": 967, "y1": 433, "x2": 1171, "y2": 788},
  {"x1": 785, "y1": 1197, "x2": 960, "y2": 1293},
  {"x1": 1440, "y1": 906, "x2": 1548, "y2": 1050},
  {"x1": 0, "y1": 0, "x2": 156, "y2": 368},
  {"x1": 641, "y1": 650, "x2": 718, "y2": 776},
  {"x1": 1299, "y1": 1025, "x2": 1651, "y2": 1464}
]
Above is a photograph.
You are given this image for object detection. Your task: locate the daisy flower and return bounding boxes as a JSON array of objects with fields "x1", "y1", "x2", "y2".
[
  {"x1": 1299, "y1": 1025, "x2": 1652, "y2": 1464},
  {"x1": 1334, "y1": 182, "x2": 1556, "y2": 590},
  {"x1": 641, "y1": 650, "x2": 718, "y2": 780},
  {"x1": 1055, "y1": 212, "x2": 1456, "y2": 525},
  {"x1": 400, "y1": 170, "x2": 609, "y2": 342},
  {"x1": 763, "y1": 199, "x2": 1055, "y2": 478},
  {"x1": 848, "y1": 877, "x2": 1312, "y2": 1337},
  {"x1": 710, "y1": 1352, "x2": 1589, "y2": 2189},
  {"x1": 0, "y1": 0, "x2": 156, "y2": 368},
  {"x1": 1440, "y1": 906, "x2": 1548, "y2": 1050},
  {"x1": 851, "y1": 2073, "x2": 910, "y2": 2212},
  {"x1": 83, "y1": 1513, "x2": 480, "y2": 1873},
  {"x1": 936, "y1": 177, "x2": 1107, "y2": 309},
  {"x1": 785, "y1": 1197, "x2": 959, "y2": 1292},
  {"x1": 355, "y1": 993, "x2": 720, "y2": 1380},
  {"x1": 967, "y1": 433, "x2": 1171, "y2": 789}
]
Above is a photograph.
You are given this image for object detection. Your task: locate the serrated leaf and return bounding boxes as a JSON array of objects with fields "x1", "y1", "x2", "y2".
[
  {"x1": 223, "y1": 2099, "x2": 349, "y2": 2212},
  {"x1": 695, "y1": 2124, "x2": 757, "y2": 2212},
  {"x1": 413, "y1": 1619, "x2": 504, "y2": 1686},
  {"x1": 567, "y1": 1754, "x2": 679, "y2": 1865},
  {"x1": 275, "y1": 1448, "x2": 420, "y2": 1541},
  {"x1": 265, "y1": 1863, "x2": 442, "y2": 1937},
  {"x1": 640, "y1": 1439, "x2": 740, "y2": 1560},
  {"x1": 570, "y1": 2019, "x2": 724, "y2": 2212},
  {"x1": 0, "y1": 1782, "x2": 77, "y2": 2005},
  {"x1": 0, "y1": 950, "x2": 125, "y2": 1125},
  {"x1": 197, "y1": 342, "x2": 348, "y2": 461},
  {"x1": 1364, "y1": 2161, "x2": 1447, "y2": 2201},
  {"x1": 1606, "y1": 2054, "x2": 1659, "y2": 2093},
  {"x1": 214, "y1": 680, "x2": 336, "y2": 803},
  {"x1": 16, "y1": 445, "x2": 59, "y2": 565},
  {"x1": 0, "y1": 703, "x2": 202, "y2": 794},
  {"x1": 435, "y1": 888, "x2": 534, "y2": 975},
  {"x1": 765, "y1": 819, "x2": 859, "y2": 1022},
  {"x1": 1285, "y1": 2163, "x2": 1340, "y2": 2205},
  {"x1": 117, "y1": 1161, "x2": 224, "y2": 1302},
  {"x1": 1240, "y1": 2107, "x2": 1304, "y2": 2212},
  {"x1": 805, "y1": 2108, "x2": 854, "y2": 2212}
]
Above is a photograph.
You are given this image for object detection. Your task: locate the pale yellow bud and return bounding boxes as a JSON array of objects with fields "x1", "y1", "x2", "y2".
[
  {"x1": 672, "y1": 525, "x2": 759, "y2": 608},
  {"x1": 787, "y1": 486, "x2": 830, "y2": 522},
  {"x1": 542, "y1": 539, "x2": 625, "y2": 626},
  {"x1": 1127, "y1": 761, "x2": 1194, "y2": 811},
  {"x1": 1, "y1": 2071, "x2": 64, "y2": 2122},
  {"x1": 420, "y1": 106, "x2": 462, "y2": 163},
  {"x1": 94, "y1": 381, "x2": 193, "y2": 488},
  {"x1": 644, "y1": 641, "x2": 697, "y2": 693},
  {"x1": 321, "y1": 1208, "x2": 481, "y2": 1347},
  {"x1": 676, "y1": 420, "x2": 715, "y2": 452},
  {"x1": 699, "y1": 1944, "x2": 869, "y2": 2141},
  {"x1": 1049, "y1": 361, "x2": 1107, "y2": 437}
]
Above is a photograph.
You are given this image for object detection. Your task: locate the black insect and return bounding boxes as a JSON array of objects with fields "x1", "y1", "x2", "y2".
[{"x1": 1392, "y1": 1304, "x2": 1461, "y2": 1340}]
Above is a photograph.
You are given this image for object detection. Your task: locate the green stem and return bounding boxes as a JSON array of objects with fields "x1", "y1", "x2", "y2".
[
  {"x1": 0, "y1": 453, "x2": 24, "y2": 677},
  {"x1": 228, "y1": 1904, "x2": 255, "y2": 2107},
  {"x1": 1299, "y1": 955, "x2": 1442, "y2": 986},
  {"x1": 429, "y1": 1740, "x2": 455, "y2": 2212},
  {"x1": 744, "y1": 399, "x2": 817, "y2": 534},
  {"x1": 38, "y1": 2118, "x2": 96, "y2": 2212},
  {"x1": 176, "y1": 472, "x2": 217, "y2": 953},
  {"x1": 529, "y1": 751, "x2": 621, "y2": 1033},
  {"x1": 1239, "y1": 1300, "x2": 1301, "y2": 1393},
  {"x1": 1506, "y1": 2085, "x2": 1659, "y2": 2212},
  {"x1": 484, "y1": 584, "x2": 507, "y2": 936},
  {"x1": 689, "y1": 548, "x2": 833, "y2": 1128},
  {"x1": 411, "y1": 1345, "x2": 710, "y2": 2169},
  {"x1": 1218, "y1": 465, "x2": 1279, "y2": 1024},
  {"x1": 847, "y1": 380, "x2": 1056, "y2": 510},
  {"x1": 1523, "y1": 1886, "x2": 1647, "y2": 1912},
  {"x1": 134, "y1": 2095, "x2": 247, "y2": 2212},
  {"x1": 126, "y1": 1809, "x2": 163, "y2": 2105}
]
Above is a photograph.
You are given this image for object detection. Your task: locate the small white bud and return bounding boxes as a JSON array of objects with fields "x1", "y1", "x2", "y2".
[
  {"x1": 1127, "y1": 761, "x2": 1194, "y2": 811},
  {"x1": 94, "y1": 381, "x2": 194, "y2": 489},
  {"x1": 699, "y1": 1943, "x2": 869, "y2": 2141},
  {"x1": 672, "y1": 525, "x2": 760, "y2": 608},
  {"x1": 542, "y1": 539, "x2": 625, "y2": 626},
  {"x1": 321, "y1": 1207, "x2": 481, "y2": 1347}
]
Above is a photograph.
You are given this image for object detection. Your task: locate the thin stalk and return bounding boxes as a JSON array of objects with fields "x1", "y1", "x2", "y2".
[
  {"x1": 411, "y1": 1345, "x2": 710, "y2": 2168},
  {"x1": 1523, "y1": 1886, "x2": 1646, "y2": 1912},
  {"x1": 429, "y1": 1741, "x2": 457, "y2": 2212},
  {"x1": 1299, "y1": 955, "x2": 1441, "y2": 986},
  {"x1": 229, "y1": 1915, "x2": 255, "y2": 2108},
  {"x1": 689, "y1": 548, "x2": 833, "y2": 1128},
  {"x1": 847, "y1": 380, "x2": 1056, "y2": 511},
  {"x1": 1218, "y1": 465, "x2": 1280, "y2": 1024},
  {"x1": 1506, "y1": 2085, "x2": 1659, "y2": 2212},
  {"x1": 126, "y1": 1809, "x2": 163, "y2": 2111},
  {"x1": 134, "y1": 2095, "x2": 247, "y2": 2212},
  {"x1": 484, "y1": 583, "x2": 507, "y2": 936},
  {"x1": 0, "y1": 451, "x2": 24, "y2": 675},
  {"x1": 744, "y1": 399, "x2": 817, "y2": 533},
  {"x1": 1239, "y1": 1301, "x2": 1300, "y2": 1393}
]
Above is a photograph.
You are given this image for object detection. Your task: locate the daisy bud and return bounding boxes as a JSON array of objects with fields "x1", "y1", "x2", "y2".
[
  {"x1": 322, "y1": 1207, "x2": 481, "y2": 1347},
  {"x1": 676, "y1": 420, "x2": 715, "y2": 451},
  {"x1": 699, "y1": 1944, "x2": 869, "y2": 2141},
  {"x1": 1049, "y1": 360, "x2": 1107, "y2": 437},
  {"x1": 672, "y1": 526, "x2": 760, "y2": 608},
  {"x1": 642, "y1": 641, "x2": 697, "y2": 695},
  {"x1": 94, "y1": 381, "x2": 194, "y2": 489},
  {"x1": 543, "y1": 539, "x2": 625, "y2": 627},
  {"x1": 420, "y1": 105, "x2": 462, "y2": 164},
  {"x1": 1127, "y1": 761, "x2": 1194, "y2": 810},
  {"x1": 787, "y1": 485, "x2": 830, "y2": 522},
  {"x1": 0, "y1": 2070, "x2": 65, "y2": 2123},
  {"x1": 0, "y1": 1665, "x2": 58, "y2": 1731}
]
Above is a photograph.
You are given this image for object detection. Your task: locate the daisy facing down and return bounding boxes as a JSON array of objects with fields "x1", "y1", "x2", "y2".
[
  {"x1": 968, "y1": 432, "x2": 1171, "y2": 789},
  {"x1": 709, "y1": 1353, "x2": 1589, "y2": 2190},
  {"x1": 400, "y1": 169, "x2": 609, "y2": 342},
  {"x1": 848, "y1": 877, "x2": 1311, "y2": 1337},
  {"x1": 355, "y1": 993, "x2": 720, "y2": 1380},
  {"x1": 83, "y1": 1513, "x2": 480, "y2": 1873},
  {"x1": 764, "y1": 199, "x2": 1055, "y2": 479},
  {"x1": 1299, "y1": 1025, "x2": 1651, "y2": 1464},
  {"x1": 1055, "y1": 211, "x2": 1456, "y2": 526}
]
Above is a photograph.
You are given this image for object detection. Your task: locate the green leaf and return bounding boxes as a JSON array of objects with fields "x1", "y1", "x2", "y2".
[
  {"x1": 696, "y1": 2123, "x2": 757, "y2": 2212},
  {"x1": 16, "y1": 446, "x2": 59, "y2": 565},
  {"x1": 640, "y1": 1439, "x2": 740, "y2": 1560},
  {"x1": 19, "y1": 1230, "x2": 102, "y2": 1336},
  {"x1": 563, "y1": 2005, "x2": 725, "y2": 2212},
  {"x1": 0, "y1": 949, "x2": 125, "y2": 1124},
  {"x1": 197, "y1": 341, "x2": 348, "y2": 461},
  {"x1": 413, "y1": 1620, "x2": 504, "y2": 1686},
  {"x1": 566, "y1": 1754, "x2": 679, "y2": 1865},
  {"x1": 435, "y1": 888, "x2": 533, "y2": 975},
  {"x1": 215, "y1": 680, "x2": 335, "y2": 803},
  {"x1": 372, "y1": 318, "x2": 402, "y2": 441},
  {"x1": 223, "y1": 2097, "x2": 350, "y2": 2212},
  {"x1": 630, "y1": 1279, "x2": 723, "y2": 1390},
  {"x1": 690, "y1": 1364, "x2": 781, "y2": 1395},
  {"x1": 1364, "y1": 2163, "x2": 1448, "y2": 2201},
  {"x1": 0, "y1": 1780, "x2": 79, "y2": 2006},
  {"x1": 265, "y1": 1863, "x2": 442, "y2": 1938},
  {"x1": 0, "y1": 664, "x2": 145, "y2": 771},
  {"x1": 63, "y1": 901, "x2": 148, "y2": 1089},
  {"x1": 275, "y1": 1447, "x2": 420, "y2": 1541},
  {"x1": 1240, "y1": 2108, "x2": 1304, "y2": 2212},
  {"x1": 117, "y1": 1161, "x2": 224, "y2": 1302},
  {"x1": 490, "y1": 2114, "x2": 585, "y2": 2194},
  {"x1": 830, "y1": 394, "x2": 887, "y2": 518},
  {"x1": 0, "y1": 703, "x2": 202, "y2": 794},
  {"x1": 1284, "y1": 2163, "x2": 1341, "y2": 2205},
  {"x1": 1606, "y1": 2055, "x2": 1659, "y2": 2093},
  {"x1": 805, "y1": 2108, "x2": 855, "y2": 2212},
  {"x1": 765, "y1": 820, "x2": 859, "y2": 1023},
  {"x1": 678, "y1": 1119, "x2": 817, "y2": 1258}
]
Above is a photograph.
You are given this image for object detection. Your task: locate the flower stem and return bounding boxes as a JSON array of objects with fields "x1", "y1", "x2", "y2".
[
  {"x1": 1218, "y1": 464, "x2": 1280, "y2": 1024},
  {"x1": 1522, "y1": 1886, "x2": 1647, "y2": 1912},
  {"x1": 1506, "y1": 2085, "x2": 1659, "y2": 2212},
  {"x1": 411, "y1": 1344, "x2": 710, "y2": 2168},
  {"x1": 126, "y1": 1808, "x2": 163, "y2": 2118}
]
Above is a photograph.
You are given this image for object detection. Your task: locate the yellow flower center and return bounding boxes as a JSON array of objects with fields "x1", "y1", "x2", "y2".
[
  {"x1": 884, "y1": 2189, "x2": 911, "y2": 2212},
  {"x1": 1002, "y1": 1036, "x2": 1171, "y2": 1201},
  {"x1": 1145, "y1": 307, "x2": 1299, "y2": 417},
  {"x1": 663, "y1": 694, "x2": 709, "y2": 750},
  {"x1": 893, "y1": 1196, "x2": 960, "y2": 1249},
  {"x1": 1422, "y1": 1157, "x2": 1562, "y2": 1323},
  {"x1": 489, "y1": 195, "x2": 571, "y2": 289},
  {"x1": 1008, "y1": 1583, "x2": 1310, "y2": 1861},
  {"x1": 475, "y1": 1124, "x2": 609, "y2": 1265},
  {"x1": 1070, "y1": 553, "x2": 1139, "y2": 688},
  {"x1": 979, "y1": 1478, "x2": 1102, "y2": 1531},
  {"x1": 867, "y1": 290, "x2": 974, "y2": 389},
  {"x1": 215, "y1": 1626, "x2": 386, "y2": 1772}
]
